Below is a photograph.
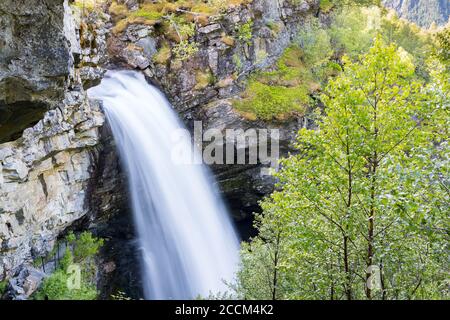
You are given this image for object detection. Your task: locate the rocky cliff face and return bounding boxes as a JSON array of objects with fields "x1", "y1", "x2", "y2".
[
  {"x1": 383, "y1": 0, "x2": 449, "y2": 27},
  {"x1": 0, "y1": 0, "x2": 76, "y2": 143},
  {"x1": 0, "y1": 0, "x2": 108, "y2": 297}
]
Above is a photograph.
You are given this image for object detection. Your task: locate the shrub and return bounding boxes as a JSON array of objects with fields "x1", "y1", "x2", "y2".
[
  {"x1": 329, "y1": 6, "x2": 378, "y2": 58},
  {"x1": 71, "y1": 0, "x2": 97, "y2": 11},
  {"x1": 0, "y1": 280, "x2": 7, "y2": 296},
  {"x1": 70, "y1": 231, "x2": 104, "y2": 262},
  {"x1": 297, "y1": 18, "x2": 333, "y2": 66},
  {"x1": 34, "y1": 232, "x2": 103, "y2": 300},
  {"x1": 111, "y1": 2, "x2": 164, "y2": 34},
  {"x1": 266, "y1": 20, "x2": 282, "y2": 35},
  {"x1": 153, "y1": 43, "x2": 172, "y2": 65},
  {"x1": 236, "y1": 21, "x2": 253, "y2": 44},
  {"x1": 109, "y1": 1, "x2": 128, "y2": 19}
]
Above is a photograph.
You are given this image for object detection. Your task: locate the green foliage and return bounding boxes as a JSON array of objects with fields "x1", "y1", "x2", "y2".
[
  {"x1": 111, "y1": 291, "x2": 132, "y2": 300},
  {"x1": 71, "y1": 0, "x2": 97, "y2": 12},
  {"x1": 320, "y1": 0, "x2": 334, "y2": 13},
  {"x1": 380, "y1": 10, "x2": 434, "y2": 77},
  {"x1": 34, "y1": 232, "x2": 103, "y2": 300},
  {"x1": 319, "y1": 0, "x2": 381, "y2": 12},
  {"x1": 234, "y1": 29, "x2": 337, "y2": 121},
  {"x1": 165, "y1": 15, "x2": 199, "y2": 61},
  {"x1": 329, "y1": 6, "x2": 379, "y2": 58},
  {"x1": 236, "y1": 5, "x2": 436, "y2": 122},
  {"x1": 195, "y1": 290, "x2": 237, "y2": 300},
  {"x1": 69, "y1": 231, "x2": 104, "y2": 262},
  {"x1": 235, "y1": 80, "x2": 309, "y2": 120},
  {"x1": 130, "y1": 9, "x2": 164, "y2": 21},
  {"x1": 322, "y1": 6, "x2": 435, "y2": 78},
  {"x1": 236, "y1": 21, "x2": 253, "y2": 44},
  {"x1": 59, "y1": 248, "x2": 74, "y2": 272},
  {"x1": 0, "y1": 280, "x2": 7, "y2": 296},
  {"x1": 237, "y1": 37, "x2": 449, "y2": 300},
  {"x1": 173, "y1": 40, "x2": 199, "y2": 61},
  {"x1": 238, "y1": 211, "x2": 292, "y2": 299},
  {"x1": 298, "y1": 19, "x2": 333, "y2": 66},
  {"x1": 435, "y1": 26, "x2": 450, "y2": 64}
]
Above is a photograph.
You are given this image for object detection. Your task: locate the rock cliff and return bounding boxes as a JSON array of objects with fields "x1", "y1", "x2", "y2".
[
  {"x1": 0, "y1": 0, "x2": 324, "y2": 298},
  {"x1": 0, "y1": 0, "x2": 108, "y2": 297},
  {"x1": 107, "y1": 0, "x2": 320, "y2": 222}
]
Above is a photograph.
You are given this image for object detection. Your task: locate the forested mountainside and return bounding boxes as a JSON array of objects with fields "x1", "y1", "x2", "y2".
[{"x1": 383, "y1": 0, "x2": 450, "y2": 27}]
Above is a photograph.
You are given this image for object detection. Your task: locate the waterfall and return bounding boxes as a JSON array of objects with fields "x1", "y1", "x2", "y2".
[{"x1": 88, "y1": 70, "x2": 240, "y2": 300}]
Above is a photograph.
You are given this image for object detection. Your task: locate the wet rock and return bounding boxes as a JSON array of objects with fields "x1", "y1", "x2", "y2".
[{"x1": 0, "y1": 1, "x2": 105, "y2": 293}]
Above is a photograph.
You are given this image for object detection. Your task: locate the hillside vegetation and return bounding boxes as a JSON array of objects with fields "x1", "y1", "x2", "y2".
[{"x1": 235, "y1": 4, "x2": 449, "y2": 300}]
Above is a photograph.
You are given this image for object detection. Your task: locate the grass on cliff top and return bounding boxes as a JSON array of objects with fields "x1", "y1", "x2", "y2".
[
  {"x1": 110, "y1": 0, "x2": 252, "y2": 34},
  {"x1": 234, "y1": 80, "x2": 309, "y2": 121},
  {"x1": 111, "y1": 2, "x2": 165, "y2": 34}
]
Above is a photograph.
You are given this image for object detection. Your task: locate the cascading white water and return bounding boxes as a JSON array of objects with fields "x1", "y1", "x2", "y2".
[{"x1": 88, "y1": 70, "x2": 240, "y2": 300}]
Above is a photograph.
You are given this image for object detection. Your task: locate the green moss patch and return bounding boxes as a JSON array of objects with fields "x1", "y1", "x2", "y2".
[{"x1": 234, "y1": 46, "x2": 319, "y2": 121}]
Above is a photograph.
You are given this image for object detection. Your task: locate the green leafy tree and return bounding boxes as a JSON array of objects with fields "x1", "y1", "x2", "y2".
[
  {"x1": 34, "y1": 232, "x2": 104, "y2": 300},
  {"x1": 435, "y1": 26, "x2": 450, "y2": 65},
  {"x1": 380, "y1": 11, "x2": 433, "y2": 78},
  {"x1": 237, "y1": 37, "x2": 448, "y2": 300},
  {"x1": 329, "y1": 6, "x2": 379, "y2": 58}
]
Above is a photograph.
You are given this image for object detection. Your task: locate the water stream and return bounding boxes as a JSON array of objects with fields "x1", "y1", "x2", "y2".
[{"x1": 88, "y1": 70, "x2": 239, "y2": 300}]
